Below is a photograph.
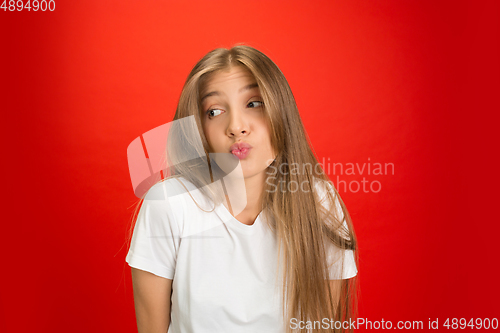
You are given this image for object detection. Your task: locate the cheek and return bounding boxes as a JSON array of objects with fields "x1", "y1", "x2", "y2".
[
  {"x1": 203, "y1": 123, "x2": 223, "y2": 151},
  {"x1": 256, "y1": 120, "x2": 275, "y2": 155},
  {"x1": 202, "y1": 124, "x2": 214, "y2": 149}
]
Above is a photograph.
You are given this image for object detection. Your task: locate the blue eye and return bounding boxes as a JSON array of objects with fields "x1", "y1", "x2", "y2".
[
  {"x1": 207, "y1": 109, "x2": 223, "y2": 118},
  {"x1": 248, "y1": 101, "x2": 264, "y2": 108}
]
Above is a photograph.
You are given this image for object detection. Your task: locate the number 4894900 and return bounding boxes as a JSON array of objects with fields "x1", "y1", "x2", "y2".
[
  {"x1": 443, "y1": 318, "x2": 498, "y2": 330},
  {"x1": 1, "y1": 0, "x2": 56, "y2": 11}
]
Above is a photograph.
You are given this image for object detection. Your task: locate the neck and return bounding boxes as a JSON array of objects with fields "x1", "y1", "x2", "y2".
[{"x1": 223, "y1": 171, "x2": 266, "y2": 222}]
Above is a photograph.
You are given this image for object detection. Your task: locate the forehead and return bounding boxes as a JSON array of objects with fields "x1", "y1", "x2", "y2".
[{"x1": 201, "y1": 66, "x2": 257, "y2": 93}]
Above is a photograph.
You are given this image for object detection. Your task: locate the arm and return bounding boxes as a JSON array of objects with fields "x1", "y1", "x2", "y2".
[
  {"x1": 131, "y1": 267, "x2": 173, "y2": 333},
  {"x1": 326, "y1": 279, "x2": 342, "y2": 316}
]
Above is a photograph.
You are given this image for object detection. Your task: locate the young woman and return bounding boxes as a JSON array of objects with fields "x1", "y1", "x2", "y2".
[{"x1": 126, "y1": 45, "x2": 358, "y2": 333}]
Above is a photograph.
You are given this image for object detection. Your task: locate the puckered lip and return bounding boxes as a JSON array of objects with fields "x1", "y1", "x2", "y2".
[{"x1": 229, "y1": 141, "x2": 253, "y2": 152}]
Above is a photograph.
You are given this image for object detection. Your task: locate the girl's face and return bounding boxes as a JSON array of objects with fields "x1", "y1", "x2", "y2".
[{"x1": 201, "y1": 66, "x2": 276, "y2": 180}]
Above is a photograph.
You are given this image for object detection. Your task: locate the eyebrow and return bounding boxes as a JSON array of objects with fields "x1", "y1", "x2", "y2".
[{"x1": 201, "y1": 83, "x2": 259, "y2": 103}]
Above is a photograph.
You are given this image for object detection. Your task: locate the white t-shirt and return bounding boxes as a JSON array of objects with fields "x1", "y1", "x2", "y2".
[{"x1": 126, "y1": 177, "x2": 357, "y2": 333}]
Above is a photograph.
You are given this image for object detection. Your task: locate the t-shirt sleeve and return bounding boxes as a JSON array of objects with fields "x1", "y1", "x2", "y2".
[
  {"x1": 314, "y1": 179, "x2": 358, "y2": 280},
  {"x1": 125, "y1": 183, "x2": 181, "y2": 280}
]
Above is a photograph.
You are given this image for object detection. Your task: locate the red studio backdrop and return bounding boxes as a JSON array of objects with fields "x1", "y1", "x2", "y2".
[{"x1": 1, "y1": 1, "x2": 498, "y2": 332}]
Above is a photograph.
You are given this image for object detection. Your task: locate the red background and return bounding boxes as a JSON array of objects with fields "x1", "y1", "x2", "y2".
[{"x1": 1, "y1": 0, "x2": 498, "y2": 331}]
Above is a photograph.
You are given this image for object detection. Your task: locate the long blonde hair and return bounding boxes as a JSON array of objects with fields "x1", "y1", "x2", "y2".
[{"x1": 127, "y1": 45, "x2": 358, "y2": 332}]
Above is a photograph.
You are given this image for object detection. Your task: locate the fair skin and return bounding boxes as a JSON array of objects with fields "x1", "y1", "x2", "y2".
[
  {"x1": 131, "y1": 268, "x2": 172, "y2": 333},
  {"x1": 131, "y1": 66, "x2": 276, "y2": 333},
  {"x1": 200, "y1": 65, "x2": 276, "y2": 225}
]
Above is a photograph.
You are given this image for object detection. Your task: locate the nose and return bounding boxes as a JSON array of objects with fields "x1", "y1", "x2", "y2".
[{"x1": 226, "y1": 108, "x2": 249, "y2": 138}]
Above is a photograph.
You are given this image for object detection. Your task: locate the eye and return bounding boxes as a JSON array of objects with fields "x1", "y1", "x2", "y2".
[
  {"x1": 207, "y1": 108, "x2": 223, "y2": 118},
  {"x1": 247, "y1": 100, "x2": 264, "y2": 108}
]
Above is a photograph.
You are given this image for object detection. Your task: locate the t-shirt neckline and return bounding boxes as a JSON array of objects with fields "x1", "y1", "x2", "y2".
[{"x1": 215, "y1": 203, "x2": 263, "y2": 235}]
